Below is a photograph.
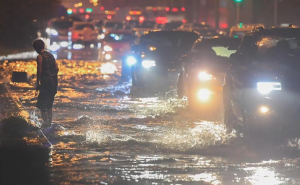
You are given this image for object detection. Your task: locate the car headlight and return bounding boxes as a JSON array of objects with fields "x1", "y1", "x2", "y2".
[
  {"x1": 98, "y1": 33, "x2": 105, "y2": 40},
  {"x1": 126, "y1": 56, "x2": 137, "y2": 66},
  {"x1": 51, "y1": 29, "x2": 58, "y2": 36},
  {"x1": 198, "y1": 71, "x2": 212, "y2": 81},
  {"x1": 257, "y1": 82, "x2": 281, "y2": 94},
  {"x1": 104, "y1": 45, "x2": 113, "y2": 52},
  {"x1": 142, "y1": 60, "x2": 156, "y2": 68},
  {"x1": 149, "y1": 46, "x2": 156, "y2": 51},
  {"x1": 46, "y1": 28, "x2": 51, "y2": 34}
]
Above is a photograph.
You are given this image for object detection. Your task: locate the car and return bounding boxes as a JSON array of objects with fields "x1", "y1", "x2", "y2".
[
  {"x1": 125, "y1": 30, "x2": 200, "y2": 93},
  {"x1": 229, "y1": 23, "x2": 264, "y2": 38},
  {"x1": 70, "y1": 22, "x2": 98, "y2": 48},
  {"x1": 46, "y1": 17, "x2": 75, "y2": 47},
  {"x1": 178, "y1": 22, "x2": 212, "y2": 31},
  {"x1": 223, "y1": 27, "x2": 300, "y2": 136},
  {"x1": 98, "y1": 31, "x2": 136, "y2": 62},
  {"x1": 102, "y1": 22, "x2": 125, "y2": 32},
  {"x1": 161, "y1": 22, "x2": 183, "y2": 30},
  {"x1": 194, "y1": 29, "x2": 223, "y2": 38},
  {"x1": 132, "y1": 21, "x2": 159, "y2": 36},
  {"x1": 177, "y1": 37, "x2": 241, "y2": 110}
]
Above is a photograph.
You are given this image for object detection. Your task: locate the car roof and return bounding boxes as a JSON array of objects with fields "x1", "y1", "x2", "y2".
[{"x1": 246, "y1": 27, "x2": 300, "y2": 37}]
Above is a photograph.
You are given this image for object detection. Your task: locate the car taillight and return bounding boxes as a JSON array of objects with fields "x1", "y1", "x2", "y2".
[
  {"x1": 156, "y1": 17, "x2": 168, "y2": 24},
  {"x1": 139, "y1": 16, "x2": 145, "y2": 23}
]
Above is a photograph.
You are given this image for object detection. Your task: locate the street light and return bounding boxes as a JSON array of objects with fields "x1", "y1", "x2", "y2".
[{"x1": 233, "y1": 0, "x2": 244, "y2": 24}]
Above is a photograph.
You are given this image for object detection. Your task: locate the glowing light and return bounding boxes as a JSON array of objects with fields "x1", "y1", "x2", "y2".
[
  {"x1": 105, "y1": 53, "x2": 112, "y2": 60},
  {"x1": 166, "y1": 7, "x2": 170, "y2": 11},
  {"x1": 46, "y1": 28, "x2": 51, "y2": 34},
  {"x1": 107, "y1": 15, "x2": 112, "y2": 20},
  {"x1": 73, "y1": 9, "x2": 77, "y2": 13},
  {"x1": 126, "y1": 16, "x2": 131, "y2": 21},
  {"x1": 51, "y1": 29, "x2": 58, "y2": 36},
  {"x1": 126, "y1": 56, "x2": 137, "y2": 66},
  {"x1": 172, "y1": 8, "x2": 178, "y2": 12},
  {"x1": 149, "y1": 46, "x2": 156, "y2": 51},
  {"x1": 139, "y1": 16, "x2": 145, "y2": 23},
  {"x1": 100, "y1": 63, "x2": 117, "y2": 74},
  {"x1": 78, "y1": 2, "x2": 83, "y2": 6},
  {"x1": 198, "y1": 71, "x2": 213, "y2": 81},
  {"x1": 73, "y1": 44, "x2": 83, "y2": 49},
  {"x1": 103, "y1": 45, "x2": 112, "y2": 52},
  {"x1": 257, "y1": 82, "x2": 281, "y2": 95},
  {"x1": 181, "y1": 7, "x2": 186, "y2": 11},
  {"x1": 60, "y1": 41, "x2": 69, "y2": 47},
  {"x1": 153, "y1": 7, "x2": 157, "y2": 11},
  {"x1": 260, "y1": 106, "x2": 269, "y2": 114},
  {"x1": 85, "y1": 14, "x2": 90, "y2": 19},
  {"x1": 67, "y1": 9, "x2": 73, "y2": 15},
  {"x1": 197, "y1": 89, "x2": 211, "y2": 101},
  {"x1": 142, "y1": 60, "x2": 156, "y2": 68},
  {"x1": 49, "y1": 43, "x2": 60, "y2": 51},
  {"x1": 100, "y1": 6, "x2": 104, "y2": 11},
  {"x1": 79, "y1": 8, "x2": 84, "y2": 13},
  {"x1": 86, "y1": 8, "x2": 93, "y2": 13},
  {"x1": 182, "y1": 19, "x2": 187, "y2": 23}
]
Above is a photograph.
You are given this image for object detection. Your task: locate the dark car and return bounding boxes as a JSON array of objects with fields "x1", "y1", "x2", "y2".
[
  {"x1": 124, "y1": 30, "x2": 200, "y2": 92},
  {"x1": 177, "y1": 37, "x2": 241, "y2": 109},
  {"x1": 223, "y1": 27, "x2": 300, "y2": 136}
]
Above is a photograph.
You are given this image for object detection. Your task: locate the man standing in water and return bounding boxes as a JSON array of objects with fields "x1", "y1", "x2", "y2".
[{"x1": 32, "y1": 39, "x2": 59, "y2": 127}]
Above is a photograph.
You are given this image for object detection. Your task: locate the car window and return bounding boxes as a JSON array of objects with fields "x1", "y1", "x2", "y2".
[
  {"x1": 75, "y1": 24, "x2": 94, "y2": 30},
  {"x1": 51, "y1": 21, "x2": 73, "y2": 29},
  {"x1": 256, "y1": 36, "x2": 300, "y2": 58},
  {"x1": 104, "y1": 33, "x2": 135, "y2": 42},
  {"x1": 140, "y1": 32, "x2": 199, "y2": 49},
  {"x1": 238, "y1": 36, "x2": 253, "y2": 54}
]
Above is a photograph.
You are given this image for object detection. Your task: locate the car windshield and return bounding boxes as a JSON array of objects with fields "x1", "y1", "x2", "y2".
[
  {"x1": 135, "y1": 21, "x2": 156, "y2": 28},
  {"x1": 51, "y1": 21, "x2": 73, "y2": 29},
  {"x1": 230, "y1": 30, "x2": 248, "y2": 37},
  {"x1": 140, "y1": 31, "x2": 199, "y2": 50},
  {"x1": 196, "y1": 29, "x2": 219, "y2": 37},
  {"x1": 104, "y1": 33, "x2": 135, "y2": 42},
  {"x1": 164, "y1": 22, "x2": 182, "y2": 29},
  {"x1": 194, "y1": 38, "x2": 241, "y2": 58},
  {"x1": 105, "y1": 22, "x2": 123, "y2": 29},
  {"x1": 193, "y1": 24, "x2": 212, "y2": 29},
  {"x1": 75, "y1": 24, "x2": 94, "y2": 30},
  {"x1": 256, "y1": 36, "x2": 300, "y2": 58}
]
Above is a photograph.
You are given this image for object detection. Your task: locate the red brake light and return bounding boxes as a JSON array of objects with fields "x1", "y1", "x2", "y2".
[
  {"x1": 79, "y1": 8, "x2": 84, "y2": 13},
  {"x1": 73, "y1": 9, "x2": 77, "y2": 13},
  {"x1": 126, "y1": 16, "x2": 131, "y2": 21},
  {"x1": 153, "y1": 7, "x2": 157, "y2": 11},
  {"x1": 181, "y1": 7, "x2": 185, "y2": 11},
  {"x1": 166, "y1": 7, "x2": 170, "y2": 11},
  {"x1": 172, "y1": 8, "x2": 178, "y2": 12},
  {"x1": 107, "y1": 15, "x2": 112, "y2": 20},
  {"x1": 182, "y1": 19, "x2": 187, "y2": 23},
  {"x1": 139, "y1": 16, "x2": 145, "y2": 23},
  {"x1": 156, "y1": 17, "x2": 168, "y2": 24},
  {"x1": 100, "y1": 7, "x2": 104, "y2": 11},
  {"x1": 85, "y1": 14, "x2": 90, "y2": 19}
]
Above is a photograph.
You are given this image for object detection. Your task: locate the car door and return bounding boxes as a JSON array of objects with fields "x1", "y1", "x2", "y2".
[{"x1": 227, "y1": 35, "x2": 253, "y2": 121}]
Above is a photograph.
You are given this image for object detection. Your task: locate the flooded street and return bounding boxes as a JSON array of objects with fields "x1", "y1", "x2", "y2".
[{"x1": 2, "y1": 59, "x2": 300, "y2": 185}]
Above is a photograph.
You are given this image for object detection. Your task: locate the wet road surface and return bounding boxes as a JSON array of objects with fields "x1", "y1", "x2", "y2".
[{"x1": 2, "y1": 50, "x2": 300, "y2": 184}]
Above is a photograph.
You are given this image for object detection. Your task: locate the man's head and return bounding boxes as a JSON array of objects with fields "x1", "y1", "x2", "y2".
[{"x1": 32, "y1": 39, "x2": 45, "y2": 54}]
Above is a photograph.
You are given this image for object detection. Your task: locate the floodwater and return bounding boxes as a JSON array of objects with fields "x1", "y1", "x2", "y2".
[{"x1": 2, "y1": 59, "x2": 300, "y2": 185}]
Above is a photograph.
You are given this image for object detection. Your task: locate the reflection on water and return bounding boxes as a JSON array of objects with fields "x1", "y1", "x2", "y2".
[{"x1": 2, "y1": 60, "x2": 300, "y2": 184}]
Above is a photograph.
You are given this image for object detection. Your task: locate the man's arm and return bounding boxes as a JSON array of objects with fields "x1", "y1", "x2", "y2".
[{"x1": 37, "y1": 55, "x2": 43, "y2": 87}]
